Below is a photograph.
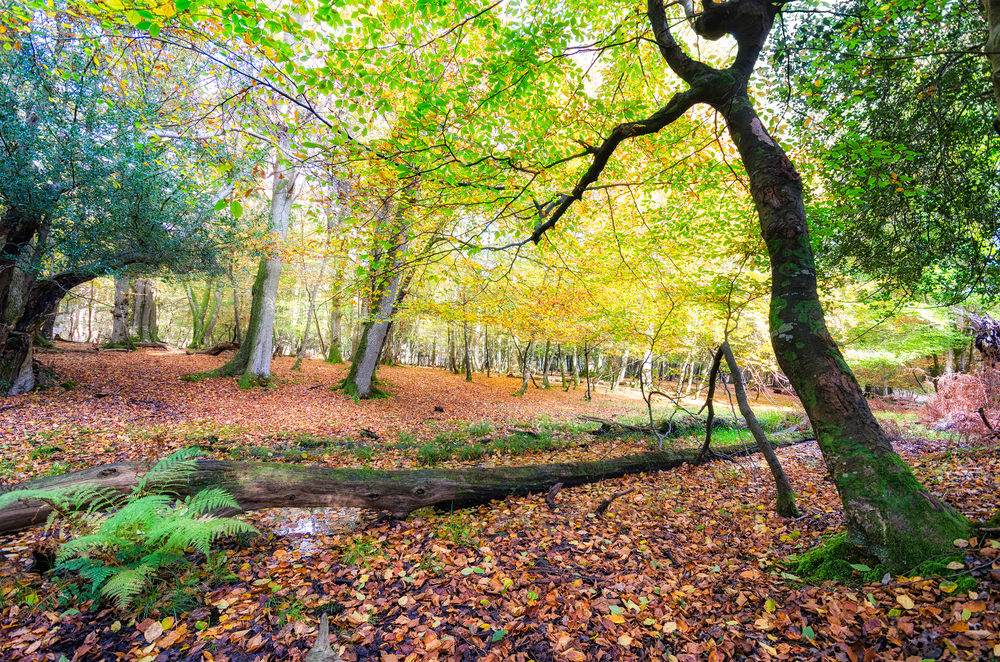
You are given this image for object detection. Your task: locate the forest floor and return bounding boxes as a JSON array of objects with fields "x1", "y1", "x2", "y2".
[{"x1": 0, "y1": 345, "x2": 997, "y2": 662}]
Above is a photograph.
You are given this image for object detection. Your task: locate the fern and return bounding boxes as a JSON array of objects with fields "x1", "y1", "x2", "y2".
[
  {"x1": 101, "y1": 566, "x2": 155, "y2": 610},
  {"x1": 19, "y1": 449, "x2": 257, "y2": 611}
]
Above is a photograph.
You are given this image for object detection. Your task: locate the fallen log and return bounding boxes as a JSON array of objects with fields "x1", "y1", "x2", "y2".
[
  {"x1": 185, "y1": 341, "x2": 240, "y2": 356},
  {"x1": 0, "y1": 451, "x2": 703, "y2": 533},
  {"x1": 0, "y1": 438, "x2": 816, "y2": 534}
]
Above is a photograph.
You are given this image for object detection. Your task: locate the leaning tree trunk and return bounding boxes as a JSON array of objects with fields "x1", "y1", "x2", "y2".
[
  {"x1": 525, "y1": 0, "x2": 968, "y2": 571},
  {"x1": 208, "y1": 126, "x2": 298, "y2": 387},
  {"x1": 341, "y1": 191, "x2": 412, "y2": 399},
  {"x1": 719, "y1": 341, "x2": 798, "y2": 517},
  {"x1": 645, "y1": 0, "x2": 967, "y2": 571},
  {"x1": 0, "y1": 448, "x2": 750, "y2": 534}
]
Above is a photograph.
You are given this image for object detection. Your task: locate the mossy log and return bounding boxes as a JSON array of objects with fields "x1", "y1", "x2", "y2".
[{"x1": 1, "y1": 449, "x2": 734, "y2": 534}]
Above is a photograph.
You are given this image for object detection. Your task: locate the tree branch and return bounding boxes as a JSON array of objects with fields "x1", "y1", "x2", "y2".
[{"x1": 529, "y1": 89, "x2": 702, "y2": 244}]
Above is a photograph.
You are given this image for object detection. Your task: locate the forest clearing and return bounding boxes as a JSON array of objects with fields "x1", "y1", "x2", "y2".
[{"x1": 3, "y1": 0, "x2": 1000, "y2": 659}]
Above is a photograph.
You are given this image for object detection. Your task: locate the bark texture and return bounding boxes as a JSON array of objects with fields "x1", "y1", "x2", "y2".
[
  {"x1": 110, "y1": 276, "x2": 131, "y2": 345},
  {"x1": 130, "y1": 279, "x2": 157, "y2": 342},
  {"x1": 209, "y1": 126, "x2": 299, "y2": 386},
  {"x1": 1, "y1": 449, "x2": 731, "y2": 534}
]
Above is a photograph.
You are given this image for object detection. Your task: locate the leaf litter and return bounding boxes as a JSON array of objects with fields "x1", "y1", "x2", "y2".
[{"x1": 0, "y1": 348, "x2": 997, "y2": 661}]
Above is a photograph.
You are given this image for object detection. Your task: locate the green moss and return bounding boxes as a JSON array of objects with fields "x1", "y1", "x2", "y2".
[{"x1": 791, "y1": 532, "x2": 887, "y2": 585}]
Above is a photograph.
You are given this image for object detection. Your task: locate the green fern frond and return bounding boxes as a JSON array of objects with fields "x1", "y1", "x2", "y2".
[
  {"x1": 134, "y1": 448, "x2": 203, "y2": 495},
  {"x1": 184, "y1": 487, "x2": 240, "y2": 517},
  {"x1": 56, "y1": 534, "x2": 110, "y2": 563},
  {"x1": 79, "y1": 563, "x2": 118, "y2": 589},
  {"x1": 100, "y1": 566, "x2": 155, "y2": 610},
  {"x1": 100, "y1": 494, "x2": 172, "y2": 534},
  {"x1": 138, "y1": 551, "x2": 184, "y2": 570}
]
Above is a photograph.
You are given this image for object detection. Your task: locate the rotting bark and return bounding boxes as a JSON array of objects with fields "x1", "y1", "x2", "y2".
[
  {"x1": 186, "y1": 341, "x2": 240, "y2": 356},
  {"x1": 720, "y1": 341, "x2": 798, "y2": 517},
  {"x1": 0, "y1": 446, "x2": 784, "y2": 535}
]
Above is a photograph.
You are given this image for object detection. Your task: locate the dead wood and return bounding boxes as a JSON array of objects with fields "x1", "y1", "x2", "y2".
[
  {"x1": 696, "y1": 346, "x2": 726, "y2": 464},
  {"x1": 594, "y1": 487, "x2": 636, "y2": 518},
  {"x1": 186, "y1": 341, "x2": 240, "y2": 356},
  {"x1": 1, "y1": 451, "x2": 706, "y2": 534},
  {"x1": 304, "y1": 614, "x2": 344, "y2": 662},
  {"x1": 546, "y1": 482, "x2": 563, "y2": 510},
  {"x1": 135, "y1": 342, "x2": 172, "y2": 350},
  {"x1": 577, "y1": 415, "x2": 648, "y2": 433}
]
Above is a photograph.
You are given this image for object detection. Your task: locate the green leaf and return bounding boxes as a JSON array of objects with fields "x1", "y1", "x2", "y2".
[
  {"x1": 491, "y1": 629, "x2": 507, "y2": 642},
  {"x1": 802, "y1": 626, "x2": 815, "y2": 641},
  {"x1": 230, "y1": 200, "x2": 243, "y2": 218},
  {"x1": 849, "y1": 563, "x2": 871, "y2": 572},
  {"x1": 764, "y1": 599, "x2": 776, "y2": 612}
]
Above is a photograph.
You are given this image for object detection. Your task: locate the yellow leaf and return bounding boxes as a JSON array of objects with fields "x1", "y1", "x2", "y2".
[
  {"x1": 153, "y1": 1, "x2": 176, "y2": 17},
  {"x1": 105, "y1": 0, "x2": 124, "y2": 8},
  {"x1": 946, "y1": 561, "x2": 964, "y2": 570},
  {"x1": 608, "y1": 614, "x2": 626, "y2": 624},
  {"x1": 161, "y1": 616, "x2": 174, "y2": 631},
  {"x1": 618, "y1": 634, "x2": 633, "y2": 646},
  {"x1": 896, "y1": 594, "x2": 914, "y2": 610}
]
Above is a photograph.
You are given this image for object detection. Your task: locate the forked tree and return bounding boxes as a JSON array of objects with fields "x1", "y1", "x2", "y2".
[{"x1": 529, "y1": 0, "x2": 969, "y2": 570}]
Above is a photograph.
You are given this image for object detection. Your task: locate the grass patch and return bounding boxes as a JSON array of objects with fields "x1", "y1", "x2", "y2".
[
  {"x1": 414, "y1": 429, "x2": 563, "y2": 466},
  {"x1": 28, "y1": 445, "x2": 63, "y2": 460}
]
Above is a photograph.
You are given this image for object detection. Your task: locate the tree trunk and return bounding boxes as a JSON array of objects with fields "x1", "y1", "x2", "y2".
[
  {"x1": 572, "y1": 345, "x2": 580, "y2": 390},
  {"x1": 541, "y1": 339, "x2": 552, "y2": 389},
  {"x1": 341, "y1": 190, "x2": 413, "y2": 399},
  {"x1": 660, "y1": 0, "x2": 967, "y2": 570},
  {"x1": 0, "y1": 273, "x2": 93, "y2": 395},
  {"x1": 0, "y1": 449, "x2": 721, "y2": 533},
  {"x1": 524, "y1": 0, "x2": 970, "y2": 571},
  {"x1": 463, "y1": 320, "x2": 472, "y2": 382},
  {"x1": 613, "y1": 348, "x2": 629, "y2": 391},
  {"x1": 208, "y1": 126, "x2": 298, "y2": 387},
  {"x1": 230, "y1": 273, "x2": 242, "y2": 345},
  {"x1": 110, "y1": 276, "x2": 130, "y2": 345},
  {"x1": 131, "y1": 279, "x2": 158, "y2": 342},
  {"x1": 514, "y1": 339, "x2": 535, "y2": 396},
  {"x1": 719, "y1": 342, "x2": 798, "y2": 517}
]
